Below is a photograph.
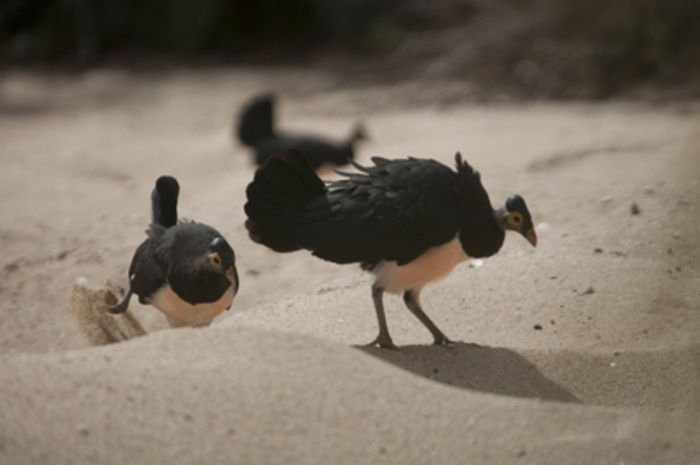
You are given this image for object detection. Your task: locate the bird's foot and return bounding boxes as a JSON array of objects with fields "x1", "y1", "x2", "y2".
[
  {"x1": 433, "y1": 336, "x2": 455, "y2": 348},
  {"x1": 365, "y1": 335, "x2": 398, "y2": 350}
]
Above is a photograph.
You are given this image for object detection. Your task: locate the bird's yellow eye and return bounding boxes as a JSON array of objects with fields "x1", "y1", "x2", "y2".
[
  {"x1": 511, "y1": 212, "x2": 523, "y2": 225},
  {"x1": 209, "y1": 253, "x2": 222, "y2": 267}
]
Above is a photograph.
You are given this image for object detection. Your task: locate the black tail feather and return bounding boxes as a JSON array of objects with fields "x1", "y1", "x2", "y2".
[
  {"x1": 237, "y1": 93, "x2": 275, "y2": 146},
  {"x1": 244, "y1": 150, "x2": 327, "y2": 252},
  {"x1": 151, "y1": 176, "x2": 179, "y2": 228}
]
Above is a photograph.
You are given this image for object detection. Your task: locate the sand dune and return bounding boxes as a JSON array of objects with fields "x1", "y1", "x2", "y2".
[
  {"x1": 0, "y1": 70, "x2": 699, "y2": 463},
  {"x1": 2, "y1": 328, "x2": 698, "y2": 465}
]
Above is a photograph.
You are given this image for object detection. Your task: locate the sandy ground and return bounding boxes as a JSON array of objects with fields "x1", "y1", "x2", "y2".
[{"x1": 0, "y1": 68, "x2": 699, "y2": 464}]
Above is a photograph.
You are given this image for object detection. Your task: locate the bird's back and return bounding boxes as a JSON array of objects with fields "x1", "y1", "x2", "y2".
[
  {"x1": 245, "y1": 152, "x2": 468, "y2": 270},
  {"x1": 254, "y1": 133, "x2": 353, "y2": 169},
  {"x1": 311, "y1": 157, "x2": 462, "y2": 267}
]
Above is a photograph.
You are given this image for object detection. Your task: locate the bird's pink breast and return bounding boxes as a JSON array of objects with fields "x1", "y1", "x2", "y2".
[
  {"x1": 151, "y1": 285, "x2": 235, "y2": 327},
  {"x1": 372, "y1": 235, "x2": 468, "y2": 293}
]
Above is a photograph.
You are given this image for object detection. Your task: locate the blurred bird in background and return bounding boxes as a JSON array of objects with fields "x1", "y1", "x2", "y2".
[{"x1": 236, "y1": 93, "x2": 368, "y2": 173}]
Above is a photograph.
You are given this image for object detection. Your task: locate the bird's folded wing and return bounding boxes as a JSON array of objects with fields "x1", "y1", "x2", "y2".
[
  {"x1": 128, "y1": 239, "x2": 168, "y2": 303},
  {"x1": 297, "y1": 158, "x2": 461, "y2": 268}
]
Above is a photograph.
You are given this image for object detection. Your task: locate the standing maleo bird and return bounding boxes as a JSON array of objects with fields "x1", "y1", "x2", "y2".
[
  {"x1": 236, "y1": 93, "x2": 368, "y2": 172},
  {"x1": 244, "y1": 150, "x2": 536, "y2": 348},
  {"x1": 110, "y1": 176, "x2": 240, "y2": 327}
]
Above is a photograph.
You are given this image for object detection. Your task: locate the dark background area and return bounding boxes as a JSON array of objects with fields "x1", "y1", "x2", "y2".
[{"x1": 2, "y1": 0, "x2": 699, "y2": 98}]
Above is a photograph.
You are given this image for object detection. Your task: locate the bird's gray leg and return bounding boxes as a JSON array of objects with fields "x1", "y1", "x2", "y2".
[
  {"x1": 366, "y1": 285, "x2": 397, "y2": 350},
  {"x1": 403, "y1": 289, "x2": 454, "y2": 347},
  {"x1": 108, "y1": 285, "x2": 132, "y2": 314}
]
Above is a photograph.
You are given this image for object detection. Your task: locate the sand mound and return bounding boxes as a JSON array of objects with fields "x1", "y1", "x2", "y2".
[
  {"x1": 1, "y1": 327, "x2": 698, "y2": 465},
  {"x1": 1, "y1": 71, "x2": 699, "y2": 464},
  {"x1": 70, "y1": 281, "x2": 146, "y2": 345}
]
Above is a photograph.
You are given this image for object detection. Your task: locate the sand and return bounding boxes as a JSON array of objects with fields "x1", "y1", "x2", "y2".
[{"x1": 0, "y1": 68, "x2": 699, "y2": 464}]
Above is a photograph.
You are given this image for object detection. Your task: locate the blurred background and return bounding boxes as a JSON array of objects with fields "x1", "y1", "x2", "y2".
[{"x1": 2, "y1": 0, "x2": 700, "y2": 99}]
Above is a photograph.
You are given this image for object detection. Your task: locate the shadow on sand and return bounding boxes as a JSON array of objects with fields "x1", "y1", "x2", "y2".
[{"x1": 358, "y1": 342, "x2": 579, "y2": 403}]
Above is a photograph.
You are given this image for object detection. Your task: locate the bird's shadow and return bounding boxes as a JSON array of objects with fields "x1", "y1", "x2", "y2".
[{"x1": 357, "y1": 342, "x2": 579, "y2": 403}]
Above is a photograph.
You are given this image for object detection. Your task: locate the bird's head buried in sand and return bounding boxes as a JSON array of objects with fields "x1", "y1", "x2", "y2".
[
  {"x1": 495, "y1": 194, "x2": 537, "y2": 247},
  {"x1": 206, "y1": 236, "x2": 239, "y2": 292}
]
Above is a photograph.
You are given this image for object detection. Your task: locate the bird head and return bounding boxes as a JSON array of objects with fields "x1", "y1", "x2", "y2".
[
  {"x1": 497, "y1": 195, "x2": 537, "y2": 247},
  {"x1": 350, "y1": 123, "x2": 370, "y2": 144},
  {"x1": 207, "y1": 237, "x2": 239, "y2": 292}
]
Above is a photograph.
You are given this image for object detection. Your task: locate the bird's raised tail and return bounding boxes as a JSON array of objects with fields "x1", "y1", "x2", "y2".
[
  {"x1": 244, "y1": 150, "x2": 327, "y2": 252},
  {"x1": 151, "y1": 176, "x2": 179, "y2": 228},
  {"x1": 237, "y1": 93, "x2": 275, "y2": 146}
]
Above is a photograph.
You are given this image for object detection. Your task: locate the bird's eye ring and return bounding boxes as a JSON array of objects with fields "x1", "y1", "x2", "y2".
[
  {"x1": 511, "y1": 212, "x2": 523, "y2": 225},
  {"x1": 209, "y1": 253, "x2": 222, "y2": 266}
]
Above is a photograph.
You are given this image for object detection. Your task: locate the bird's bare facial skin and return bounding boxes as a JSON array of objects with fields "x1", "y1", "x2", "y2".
[
  {"x1": 507, "y1": 212, "x2": 524, "y2": 229},
  {"x1": 208, "y1": 252, "x2": 222, "y2": 269}
]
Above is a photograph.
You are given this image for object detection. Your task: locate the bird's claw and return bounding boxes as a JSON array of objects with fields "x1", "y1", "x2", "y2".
[
  {"x1": 433, "y1": 337, "x2": 455, "y2": 348},
  {"x1": 365, "y1": 336, "x2": 398, "y2": 350}
]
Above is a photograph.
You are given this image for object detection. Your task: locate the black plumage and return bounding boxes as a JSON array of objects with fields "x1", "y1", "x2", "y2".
[
  {"x1": 236, "y1": 93, "x2": 367, "y2": 171},
  {"x1": 245, "y1": 150, "x2": 536, "y2": 348},
  {"x1": 110, "y1": 176, "x2": 239, "y2": 327}
]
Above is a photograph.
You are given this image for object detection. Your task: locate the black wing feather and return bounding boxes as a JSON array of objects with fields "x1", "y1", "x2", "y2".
[
  {"x1": 245, "y1": 151, "x2": 462, "y2": 269},
  {"x1": 128, "y1": 225, "x2": 168, "y2": 303}
]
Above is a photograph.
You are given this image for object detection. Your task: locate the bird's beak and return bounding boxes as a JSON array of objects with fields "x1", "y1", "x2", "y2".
[
  {"x1": 226, "y1": 266, "x2": 239, "y2": 295},
  {"x1": 524, "y1": 227, "x2": 538, "y2": 247}
]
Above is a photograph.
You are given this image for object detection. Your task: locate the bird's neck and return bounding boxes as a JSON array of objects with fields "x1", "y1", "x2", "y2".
[
  {"x1": 344, "y1": 136, "x2": 358, "y2": 150},
  {"x1": 337, "y1": 141, "x2": 356, "y2": 163},
  {"x1": 346, "y1": 128, "x2": 365, "y2": 149},
  {"x1": 494, "y1": 207, "x2": 509, "y2": 230},
  {"x1": 458, "y1": 209, "x2": 506, "y2": 258}
]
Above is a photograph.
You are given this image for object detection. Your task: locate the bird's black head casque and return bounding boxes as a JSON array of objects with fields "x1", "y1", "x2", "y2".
[{"x1": 504, "y1": 194, "x2": 537, "y2": 247}]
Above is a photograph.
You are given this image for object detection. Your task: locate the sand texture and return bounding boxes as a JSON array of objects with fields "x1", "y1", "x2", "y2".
[{"x1": 1, "y1": 70, "x2": 699, "y2": 464}]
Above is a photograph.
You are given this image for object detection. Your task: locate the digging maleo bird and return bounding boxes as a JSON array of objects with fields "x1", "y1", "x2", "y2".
[
  {"x1": 236, "y1": 93, "x2": 368, "y2": 172},
  {"x1": 110, "y1": 176, "x2": 240, "y2": 327},
  {"x1": 244, "y1": 150, "x2": 536, "y2": 349}
]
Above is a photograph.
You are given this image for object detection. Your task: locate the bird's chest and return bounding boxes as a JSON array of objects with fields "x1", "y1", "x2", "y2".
[
  {"x1": 151, "y1": 285, "x2": 235, "y2": 327},
  {"x1": 372, "y1": 236, "x2": 469, "y2": 293}
]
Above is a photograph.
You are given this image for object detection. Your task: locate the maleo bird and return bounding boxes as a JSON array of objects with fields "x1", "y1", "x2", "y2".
[
  {"x1": 244, "y1": 150, "x2": 536, "y2": 348},
  {"x1": 236, "y1": 93, "x2": 368, "y2": 172},
  {"x1": 110, "y1": 176, "x2": 240, "y2": 327}
]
